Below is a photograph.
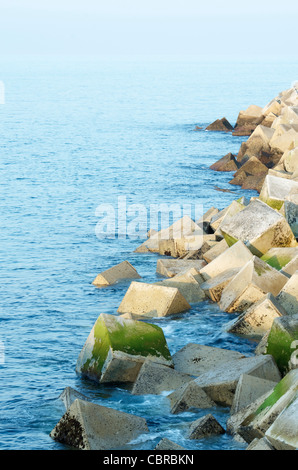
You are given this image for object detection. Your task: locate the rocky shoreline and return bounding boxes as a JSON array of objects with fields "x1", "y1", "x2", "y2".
[{"x1": 50, "y1": 83, "x2": 298, "y2": 451}]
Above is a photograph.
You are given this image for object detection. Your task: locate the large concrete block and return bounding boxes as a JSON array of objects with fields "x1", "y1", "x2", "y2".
[
  {"x1": 188, "y1": 414, "x2": 225, "y2": 440},
  {"x1": 281, "y1": 254, "x2": 298, "y2": 276},
  {"x1": 201, "y1": 267, "x2": 240, "y2": 302},
  {"x1": 231, "y1": 374, "x2": 277, "y2": 415},
  {"x1": 265, "y1": 395, "x2": 298, "y2": 450},
  {"x1": 154, "y1": 270, "x2": 206, "y2": 304},
  {"x1": 59, "y1": 387, "x2": 89, "y2": 411},
  {"x1": 220, "y1": 257, "x2": 288, "y2": 314},
  {"x1": 199, "y1": 241, "x2": 253, "y2": 281},
  {"x1": 134, "y1": 216, "x2": 199, "y2": 253},
  {"x1": 154, "y1": 438, "x2": 186, "y2": 450},
  {"x1": 118, "y1": 282, "x2": 191, "y2": 317},
  {"x1": 229, "y1": 156, "x2": 268, "y2": 187},
  {"x1": 210, "y1": 201, "x2": 245, "y2": 233},
  {"x1": 270, "y1": 126, "x2": 298, "y2": 154},
  {"x1": 168, "y1": 381, "x2": 216, "y2": 414},
  {"x1": 92, "y1": 261, "x2": 141, "y2": 287},
  {"x1": 265, "y1": 314, "x2": 298, "y2": 375},
  {"x1": 261, "y1": 246, "x2": 298, "y2": 270},
  {"x1": 284, "y1": 199, "x2": 298, "y2": 238},
  {"x1": 203, "y1": 239, "x2": 228, "y2": 264},
  {"x1": 131, "y1": 359, "x2": 192, "y2": 396},
  {"x1": 196, "y1": 206, "x2": 219, "y2": 232},
  {"x1": 282, "y1": 146, "x2": 298, "y2": 173},
  {"x1": 246, "y1": 438, "x2": 275, "y2": 450},
  {"x1": 259, "y1": 174, "x2": 298, "y2": 210},
  {"x1": 226, "y1": 293, "x2": 287, "y2": 337},
  {"x1": 156, "y1": 259, "x2": 206, "y2": 278},
  {"x1": 238, "y1": 369, "x2": 298, "y2": 443},
  {"x1": 193, "y1": 355, "x2": 281, "y2": 407},
  {"x1": 172, "y1": 343, "x2": 245, "y2": 377},
  {"x1": 235, "y1": 105, "x2": 264, "y2": 128},
  {"x1": 50, "y1": 399, "x2": 149, "y2": 450},
  {"x1": 276, "y1": 271, "x2": 298, "y2": 316},
  {"x1": 220, "y1": 199, "x2": 297, "y2": 257},
  {"x1": 76, "y1": 313, "x2": 172, "y2": 383}
]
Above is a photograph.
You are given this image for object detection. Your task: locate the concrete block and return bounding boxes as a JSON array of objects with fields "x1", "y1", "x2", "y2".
[
  {"x1": 231, "y1": 374, "x2": 277, "y2": 415},
  {"x1": 168, "y1": 381, "x2": 216, "y2": 414},
  {"x1": 276, "y1": 271, "x2": 298, "y2": 316},
  {"x1": 265, "y1": 314, "x2": 298, "y2": 375},
  {"x1": 156, "y1": 259, "x2": 206, "y2": 278},
  {"x1": 201, "y1": 267, "x2": 240, "y2": 302},
  {"x1": 188, "y1": 414, "x2": 225, "y2": 440}
]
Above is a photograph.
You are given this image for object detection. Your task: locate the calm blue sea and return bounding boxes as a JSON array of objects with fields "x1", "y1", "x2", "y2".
[{"x1": 1, "y1": 56, "x2": 298, "y2": 450}]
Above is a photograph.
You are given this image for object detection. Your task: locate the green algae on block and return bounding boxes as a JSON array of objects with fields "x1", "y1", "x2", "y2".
[
  {"x1": 222, "y1": 232, "x2": 239, "y2": 248},
  {"x1": 76, "y1": 313, "x2": 172, "y2": 383},
  {"x1": 265, "y1": 315, "x2": 298, "y2": 375}
]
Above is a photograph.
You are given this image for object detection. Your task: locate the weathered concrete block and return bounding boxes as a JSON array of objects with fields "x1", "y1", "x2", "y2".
[
  {"x1": 276, "y1": 271, "x2": 298, "y2": 316},
  {"x1": 231, "y1": 374, "x2": 277, "y2": 415},
  {"x1": 201, "y1": 268, "x2": 240, "y2": 302},
  {"x1": 193, "y1": 355, "x2": 281, "y2": 407},
  {"x1": 238, "y1": 369, "x2": 298, "y2": 443},
  {"x1": 206, "y1": 117, "x2": 233, "y2": 132},
  {"x1": 229, "y1": 156, "x2": 268, "y2": 187},
  {"x1": 196, "y1": 207, "x2": 219, "y2": 233},
  {"x1": 50, "y1": 399, "x2": 149, "y2": 450},
  {"x1": 255, "y1": 331, "x2": 270, "y2": 356},
  {"x1": 265, "y1": 395, "x2": 298, "y2": 450},
  {"x1": 59, "y1": 387, "x2": 89, "y2": 411},
  {"x1": 92, "y1": 261, "x2": 141, "y2": 287},
  {"x1": 270, "y1": 126, "x2": 298, "y2": 154},
  {"x1": 236, "y1": 105, "x2": 264, "y2": 128},
  {"x1": 168, "y1": 381, "x2": 216, "y2": 414},
  {"x1": 265, "y1": 314, "x2": 298, "y2": 375},
  {"x1": 172, "y1": 343, "x2": 245, "y2": 377},
  {"x1": 282, "y1": 146, "x2": 298, "y2": 173},
  {"x1": 154, "y1": 438, "x2": 186, "y2": 450},
  {"x1": 210, "y1": 153, "x2": 239, "y2": 172},
  {"x1": 155, "y1": 270, "x2": 206, "y2": 304},
  {"x1": 226, "y1": 293, "x2": 286, "y2": 337},
  {"x1": 261, "y1": 246, "x2": 298, "y2": 270},
  {"x1": 284, "y1": 200, "x2": 298, "y2": 239},
  {"x1": 210, "y1": 201, "x2": 245, "y2": 234},
  {"x1": 220, "y1": 257, "x2": 288, "y2": 313},
  {"x1": 200, "y1": 241, "x2": 253, "y2": 281},
  {"x1": 203, "y1": 239, "x2": 228, "y2": 264},
  {"x1": 188, "y1": 414, "x2": 225, "y2": 440},
  {"x1": 259, "y1": 174, "x2": 298, "y2": 210},
  {"x1": 281, "y1": 254, "x2": 298, "y2": 276},
  {"x1": 156, "y1": 259, "x2": 206, "y2": 278},
  {"x1": 220, "y1": 199, "x2": 296, "y2": 257},
  {"x1": 76, "y1": 313, "x2": 172, "y2": 384},
  {"x1": 118, "y1": 282, "x2": 191, "y2": 318},
  {"x1": 134, "y1": 216, "x2": 199, "y2": 254},
  {"x1": 246, "y1": 437, "x2": 274, "y2": 450},
  {"x1": 131, "y1": 359, "x2": 192, "y2": 396}
]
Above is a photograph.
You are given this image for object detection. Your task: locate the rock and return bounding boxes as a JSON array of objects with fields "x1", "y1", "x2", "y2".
[
  {"x1": 265, "y1": 314, "x2": 298, "y2": 375},
  {"x1": 188, "y1": 414, "x2": 225, "y2": 440},
  {"x1": 92, "y1": 261, "x2": 141, "y2": 287},
  {"x1": 210, "y1": 153, "x2": 239, "y2": 172},
  {"x1": 210, "y1": 201, "x2": 245, "y2": 234},
  {"x1": 131, "y1": 359, "x2": 192, "y2": 396},
  {"x1": 277, "y1": 106, "x2": 298, "y2": 127},
  {"x1": 220, "y1": 199, "x2": 296, "y2": 257},
  {"x1": 193, "y1": 355, "x2": 281, "y2": 407},
  {"x1": 237, "y1": 125, "x2": 275, "y2": 162},
  {"x1": 232, "y1": 124, "x2": 257, "y2": 136},
  {"x1": 255, "y1": 331, "x2": 270, "y2": 355},
  {"x1": 261, "y1": 246, "x2": 298, "y2": 270},
  {"x1": 270, "y1": 126, "x2": 298, "y2": 154},
  {"x1": 154, "y1": 438, "x2": 186, "y2": 450},
  {"x1": 196, "y1": 207, "x2": 219, "y2": 233},
  {"x1": 238, "y1": 369, "x2": 298, "y2": 443},
  {"x1": 262, "y1": 98, "x2": 283, "y2": 117},
  {"x1": 59, "y1": 387, "x2": 89, "y2": 411},
  {"x1": 117, "y1": 282, "x2": 191, "y2": 318},
  {"x1": 203, "y1": 239, "x2": 229, "y2": 264},
  {"x1": 199, "y1": 240, "x2": 253, "y2": 281},
  {"x1": 201, "y1": 267, "x2": 240, "y2": 302},
  {"x1": 209, "y1": 206, "x2": 230, "y2": 233},
  {"x1": 281, "y1": 254, "x2": 298, "y2": 276},
  {"x1": 206, "y1": 117, "x2": 233, "y2": 132},
  {"x1": 231, "y1": 374, "x2": 277, "y2": 415},
  {"x1": 226, "y1": 293, "x2": 286, "y2": 337},
  {"x1": 154, "y1": 270, "x2": 206, "y2": 304},
  {"x1": 282, "y1": 146, "x2": 298, "y2": 173},
  {"x1": 76, "y1": 313, "x2": 172, "y2": 384},
  {"x1": 246, "y1": 437, "x2": 274, "y2": 450},
  {"x1": 235, "y1": 105, "x2": 264, "y2": 129},
  {"x1": 265, "y1": 395, "x2": 298, "y2": 450},
  {"x1": 229, "y1": 156, "x2": 268, "y2": 187},
  {"x1": 172, "y1": 343, "x2": 245, "y2": 377},
  {"x1": 134, "y1": 216, "x2": 198, "y2": 254},
  {"x1": 284, "y1": 199, "x2": 298, "y2": 239},
  {"x1": 240, "y1": 173, "x2": 267, "y2": 193},
  {"x1": 156, "y1": 259, "x2": 206, "y2": 278},
  {"x1": 259, "y1": 174, "x2": 298, "y2": 210},
  {"x1": 168, "y1": 381, "x2": 216, "y2": 414},
  {"x1": 50, "y1": 399, "x2": 149, "y2": 450},
  {"x1": 219, "y1": 257, "x2": 288, "y2": 313},
  {"x1": 276, "y1": 271, "x2": 298, "y2": 316}
]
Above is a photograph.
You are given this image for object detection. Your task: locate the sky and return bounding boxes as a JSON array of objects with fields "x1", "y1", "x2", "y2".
[{"x1": 1, "y1": 0, "x2": 298, "y2": 56}]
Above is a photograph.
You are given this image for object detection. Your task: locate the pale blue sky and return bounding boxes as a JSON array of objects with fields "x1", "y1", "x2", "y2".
[{"x1": 1, "y1": 0, "x2": 298, "y2": 56}]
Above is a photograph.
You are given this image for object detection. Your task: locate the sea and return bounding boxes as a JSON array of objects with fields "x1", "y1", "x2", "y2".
[{"x1": 1, "y1": 55, "x2": 298, "y2": 450}]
